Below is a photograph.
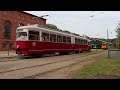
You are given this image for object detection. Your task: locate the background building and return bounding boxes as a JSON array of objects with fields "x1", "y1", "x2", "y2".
[{"x1": 0, "y1": 11, "x2": 46, "y2": 50}]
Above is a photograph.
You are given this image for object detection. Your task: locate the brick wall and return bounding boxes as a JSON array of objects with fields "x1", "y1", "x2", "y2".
[{"x1": 0, "y1": 11, "x2": 46, "y2": 50}]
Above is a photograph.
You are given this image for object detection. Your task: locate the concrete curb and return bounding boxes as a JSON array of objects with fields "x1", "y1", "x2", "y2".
[{"x1": 0, "y1": 55, "x2": 17, "y2": 58}]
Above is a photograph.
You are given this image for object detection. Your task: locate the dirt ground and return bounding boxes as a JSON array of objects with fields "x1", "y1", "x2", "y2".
[
  {"x1": 0, "y1": 50, "x2": 108, "y2": 79},
  {"x1": 34, "y1": 52, "x2": 107, "y2": 79}
]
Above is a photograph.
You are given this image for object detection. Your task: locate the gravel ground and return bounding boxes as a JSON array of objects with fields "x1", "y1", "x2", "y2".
[
  {"x1": 0, "y1": 50, "x2": 107, "y2": 79},
  {"x1": 0, "y1": 53, "x2": 93, "y2": 73},
  {"x1": 34, "y1": 53, "x2": 107, "y2": 79}
]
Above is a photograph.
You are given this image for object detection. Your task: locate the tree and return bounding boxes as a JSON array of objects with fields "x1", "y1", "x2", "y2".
[
  {"x1": 63, "y1": 30, "x2": 71, "y2": 34},
  {"x1": 45, "y1": 23, "x2": 81, "y2": 37},
  {"x1": 45, "y1": 24, "x2": 58, "y2": 30},
  {"x1": 116, "y1": 23, "x2": 120, "y2": 46}
]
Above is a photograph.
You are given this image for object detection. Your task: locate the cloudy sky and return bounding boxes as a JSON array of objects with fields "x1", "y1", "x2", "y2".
[{"x1": 25, "y1": 11, "x2": 120, "y2": 39}]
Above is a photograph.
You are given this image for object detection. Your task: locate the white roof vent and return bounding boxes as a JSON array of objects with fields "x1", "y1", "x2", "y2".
[
  {"x1": 32, "y1": 24, "x2": 41, "y2": 27},
  {"x1": 27, "y1": 23, "x2": 30, "y2": 25}
]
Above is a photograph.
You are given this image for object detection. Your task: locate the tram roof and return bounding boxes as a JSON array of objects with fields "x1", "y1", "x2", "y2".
[{"x1": 17, "y1": 24, "x2": 89, "y2": 40}]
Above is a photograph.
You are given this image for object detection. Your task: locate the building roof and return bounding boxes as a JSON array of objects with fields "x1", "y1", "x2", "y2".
[{"x1": 20, "y1": 11, "x2": 46, "y2": 21}]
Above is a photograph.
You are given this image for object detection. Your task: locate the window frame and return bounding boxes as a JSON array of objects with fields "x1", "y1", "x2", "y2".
[
  {"x1": 29, "y1": 30, "x2": 40, "y2": 41},
  {"x1": 4, "y1": 20, "x2": 11, "y2": 39}
]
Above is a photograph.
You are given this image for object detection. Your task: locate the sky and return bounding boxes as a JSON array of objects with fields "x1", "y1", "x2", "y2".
[{"x1": 25, "y1": 11, "x2": 120, "y2": 39}]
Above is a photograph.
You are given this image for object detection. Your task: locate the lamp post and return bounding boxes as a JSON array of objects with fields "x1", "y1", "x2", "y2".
[
  {"x1": 40, "y1": 15, "x2": 49, "y2": 18},
  {"x1": 107, "y1": 29, "x2": 109, "y2": 49},
  {"x1": 32, "y1": 15, "x2": 49, "y2": 25},
  {"x1": 33, "y1": 15, "x2": 49, "y2": 19}
]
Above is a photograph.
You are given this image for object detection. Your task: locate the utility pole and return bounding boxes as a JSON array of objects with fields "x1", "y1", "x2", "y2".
[
  {"x1": 107, "y1": 29, "x2": 109, "y2": 49},
  {"x1": 107, "y1": 29, "x2": 109, "y2": 42},
  {"x1": 107, "y1": 29, "x2": 109, "y2": 57}
]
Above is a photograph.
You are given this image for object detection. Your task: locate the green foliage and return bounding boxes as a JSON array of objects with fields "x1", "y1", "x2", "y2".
[
  {"x1": 116, "y1": 23, "x2": 120, "y2": 43},
  {"x1": 45, "y1": 24, "x2": 58, "y2": 30},
  {"x1": 63, "y1": 30, "x2": 71, "y2": 34}
]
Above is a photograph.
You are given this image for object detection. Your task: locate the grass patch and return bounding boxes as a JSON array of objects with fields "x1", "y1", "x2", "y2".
[
  {"x1": 86, "y1": 50, "x2": 106, "y2": 55},
  {"x1": 74, "y1": 58, "x2": 120, "y2": 79}
]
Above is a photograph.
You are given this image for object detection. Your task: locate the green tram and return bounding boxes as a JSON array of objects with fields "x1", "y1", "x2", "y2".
[{"x1": 91, "y1": 40, "x2": 102, "y2": 49}]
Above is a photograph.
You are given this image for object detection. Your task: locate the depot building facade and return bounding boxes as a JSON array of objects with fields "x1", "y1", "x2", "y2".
[{"x1": 0, "y1": 11, "x2": 46, "y2": 50}]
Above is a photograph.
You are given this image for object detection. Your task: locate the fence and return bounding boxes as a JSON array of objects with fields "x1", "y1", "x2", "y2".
[{"x1": 108, "y1": 49, "x2": 120, "y2": 58}]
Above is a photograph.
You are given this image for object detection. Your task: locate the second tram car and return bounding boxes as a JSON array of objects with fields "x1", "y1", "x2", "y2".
[
  {"x1": 16, "y1": 24, "x2": 91, "y2": 57},
  {"x1": 101, "y1": 42, "x2": 108, "y2": 49},
  {"x1": 101, "y1": 42, "x2": 113, "y2": 49}
]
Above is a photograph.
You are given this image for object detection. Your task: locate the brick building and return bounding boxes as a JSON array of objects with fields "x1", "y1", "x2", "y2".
[{"x1": 0, "y1": 11, "x2": 46, "y2": 51}]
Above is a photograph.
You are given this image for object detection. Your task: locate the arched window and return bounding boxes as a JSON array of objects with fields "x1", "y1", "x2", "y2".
[{"x1": 4, "y1": 20, "x2": 11, "y2": 39}]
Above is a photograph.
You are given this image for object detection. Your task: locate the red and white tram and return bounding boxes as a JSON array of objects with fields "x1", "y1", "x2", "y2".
[{"x1": 16, "y1": 24, "x2": 91, "y2": 57}]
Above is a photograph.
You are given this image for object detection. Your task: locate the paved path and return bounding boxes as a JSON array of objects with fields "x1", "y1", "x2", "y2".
[{"x1": 0, "y1": 51, "x2": 17, "y2": 58}]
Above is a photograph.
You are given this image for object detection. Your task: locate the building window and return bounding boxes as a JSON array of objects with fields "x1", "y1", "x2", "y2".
[
  {"x1": 4, "y1": 20, "x2": 11, "y2": 39},
  {"x1": 9, "y1": 44, "x2": 13, "y2": 49},
  {"x1": 2, "y1": 44, "x2": 6, "y2": 48}
]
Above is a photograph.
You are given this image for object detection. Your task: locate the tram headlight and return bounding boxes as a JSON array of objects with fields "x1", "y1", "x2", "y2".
[{"x1": 17, "y1": 45, "x2": 19, "y2": 48}]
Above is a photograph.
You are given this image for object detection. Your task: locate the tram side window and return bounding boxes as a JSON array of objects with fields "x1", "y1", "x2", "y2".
[
  {"x1": 80, "y1": 39, "x2": 82, "y2": 44},
  {"x1": 88, "y1": 42, "x2": 90, "y2": 45},
  {"x1": 57, "y1": 35, "x2": 62, "y2": 42},
  {"x1": 89, "y1": 42, "x2": 91, "y2": 45},
  {"x1": 63, "y1": 36, "x2": 66, "y2": 43},
  {"x1": 66, "y1": 37, "x2": 71, "y2": 44},
  {"x1": 86, "y1": 40, "x2": 87, "y2": 45},
  {"x1": 89, "y1": 42, "x2": 90, "y2": 45},
  {"x1": 83, "y1": 40, "x2": 85, "y2": 45},
  {"x1": 78, "y1": 39, "x2": 80, "y2": 44},
  {"x1": 75, "y1": 38, "x2": 80, "y2": 44},
  {"x1": 86, "y1": 41, "x2": 88, "y2": 45},
  {"x1": 29, "y1": 31, "x2": 39, "y2": 40},
  {"x1": 42, "y1": 32, "x2": 49, "y2": 42},
  {"x1": 81, "y1": 40, "x2": 83, "y2": 45},
  {"x1": 84, "y1": 40, "x2": 86, "y2": 45},
  {"x1": 83, "y1": 40, "x2": 86, "y2": 45},
  {"x1": 50, "y1": 34, "x2": 56, "y2": 42},
  {"x1": 84, "y1": 40, "x2": 87, "y2": 45},
  {"x1": 75, "y1": 38, "x2": 77, "y2": 44}
]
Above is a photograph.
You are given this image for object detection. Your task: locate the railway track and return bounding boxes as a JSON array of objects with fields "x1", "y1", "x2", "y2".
[
  {"x1": 0, "y1": 51, "x2": 106, "y2": 73},
  {"x1": 22, "y1": 52, "x2": 107, "y2": 79},
  {"x1": 0, "y1": 49, "x2": 103, "y2": 63},
  {"x1": 23, "y1": 53, "x2": 107, "y2": 79},
  {"x1": 0, "y1": 53, "x2": 89, "y2": 74},
  {"x1": 0, "y1": 52, "x2": 107, "y2": 79},
  {"x1": 0, "y1": 54, "x2": 52, "y2": 62},
  {"x1": 23, "y1": 59, "x2": 88, "y2": 79},
  {"x1": 0, "y1": 52, "x2": 87, "y2": 63}
]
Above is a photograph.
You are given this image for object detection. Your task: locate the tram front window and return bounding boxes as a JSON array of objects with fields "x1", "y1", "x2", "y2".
[{"x1": 16, "y1": 32, "x2": 27, "y2": 41}]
